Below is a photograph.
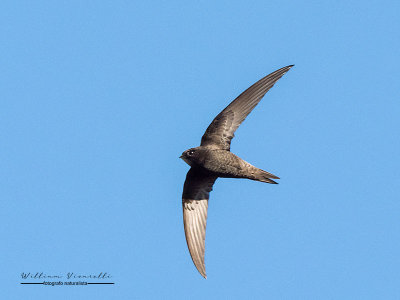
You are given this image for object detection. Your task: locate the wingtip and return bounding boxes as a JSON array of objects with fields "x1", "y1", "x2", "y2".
[
  {"x1": 198, "y1": 267, "x2": 207, "y2": 279},
  {"x1": 277, "y1": 64, "x2": 294, "y2": 73},
  {"x1": 267, "y1": 178, "x2": 279, "y2": 184},
  {"x1": 197, "y1": 268, "x2": 207, "y2": 279}
]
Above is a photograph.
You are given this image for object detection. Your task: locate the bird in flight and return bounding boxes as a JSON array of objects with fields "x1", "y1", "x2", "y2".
[{"x1": 180, "y1": 65, "x2": 294, "y2": 278}]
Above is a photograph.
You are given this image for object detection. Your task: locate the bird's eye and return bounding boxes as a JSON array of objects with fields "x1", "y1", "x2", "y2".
[{"x1": 188, "y1": 150, "x2": 195, "y2": 156}]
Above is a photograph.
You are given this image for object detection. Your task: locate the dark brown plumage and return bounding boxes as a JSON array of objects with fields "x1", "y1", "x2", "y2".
[{"x1": 180, "y1": 65, "x2": 294, "y2": 278}]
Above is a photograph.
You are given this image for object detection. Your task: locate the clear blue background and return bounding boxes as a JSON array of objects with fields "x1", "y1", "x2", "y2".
[{"x1": 2, "y1": 1, "x2": 399, "y2": 299}]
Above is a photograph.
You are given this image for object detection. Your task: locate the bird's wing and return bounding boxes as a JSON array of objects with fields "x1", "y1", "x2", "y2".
[
  {"x1": 201, "y1": 65, "x2": 293, "y2": 150},
  {"x1": 182, "y1": 167, "x2": 218, "y2": 279}
]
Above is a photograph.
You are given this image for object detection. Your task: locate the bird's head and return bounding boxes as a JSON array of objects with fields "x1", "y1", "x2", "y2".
[{"x1": 180, "y1": 147, "x2": 202, "y2": 166}]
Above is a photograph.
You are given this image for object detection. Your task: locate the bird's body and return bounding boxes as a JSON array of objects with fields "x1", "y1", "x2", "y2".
[
  {"x1": 181, "y1": 146, "x2": 279, "y2": 183},
  {"x1": 180, "y1": 65, "x2": 294, "y2": 278}
]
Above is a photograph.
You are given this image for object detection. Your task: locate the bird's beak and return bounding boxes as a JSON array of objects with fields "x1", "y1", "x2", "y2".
[{"x1": 179, "y1": 155, "x2": 183, "y2": 159}]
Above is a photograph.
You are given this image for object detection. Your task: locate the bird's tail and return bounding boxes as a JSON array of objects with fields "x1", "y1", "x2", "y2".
[{"x1": 250, "y1": 168, "x2": 280, "y2": 184}]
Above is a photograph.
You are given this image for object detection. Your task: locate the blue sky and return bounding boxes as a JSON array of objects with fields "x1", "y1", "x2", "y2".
[{"x1": 2, "y1": 0, "x2": 399, "y2": 299}]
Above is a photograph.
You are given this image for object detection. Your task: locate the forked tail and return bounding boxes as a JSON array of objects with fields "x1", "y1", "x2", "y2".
[{"x1": 249, "y1": 167, "x2": 279, "y2": 184}]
